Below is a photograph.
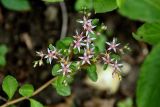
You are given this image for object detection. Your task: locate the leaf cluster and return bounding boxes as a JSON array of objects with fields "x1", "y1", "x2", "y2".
[{"x1": 2, "y1": 75, "x2": 43, "y2": 107}]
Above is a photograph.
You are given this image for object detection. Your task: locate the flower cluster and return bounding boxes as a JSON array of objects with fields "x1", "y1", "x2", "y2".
[
  {"x1": 102, "y1": 38, "x2": 123, "y2": 78},
  {"x1": 35, "y1": 15, "x2": 126, "y2": 82}
]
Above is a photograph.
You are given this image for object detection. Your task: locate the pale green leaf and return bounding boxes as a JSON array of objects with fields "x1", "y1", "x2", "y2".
[
  {"x1": 75, "y1": 0, "x2": 117, "y2": 13},
  {"x1": 86, "y1": 64, "x2": 98, "y2": 82},
  {"x1": 49, "y1": 44, "x2": 55, "y2": 50},
  {"x1": 19, "y1": 84, "x2": 34, "y2": 97},
  {"x1": 118, "y1": 0, "x2": 160, "y2": 22},
  {"x1": 2, "y1": 75, "x2": 18, "y2": 99},
  {"x1": 53, "y1": 76, "x2": 71, "y2": 96},
  {"x1": 92, "y1": 34, "x2": 106, "y2": 52},
  {"x1": 75, "y1": 0, "x2": 93, "y2": 11},
  {"x1": 116, "y1": 0, "x2": 126, "y2": 7},
  {"x1": 52, "y1": 64, "x2": 61, "y2": 76},
  {"x1": 30, "y1": 99, "x2": 43, "y2": 107},
  {"x1": 1, "y1": 0, "x2": 31, "y2": 11},
  {"x1": 56, "y1": 37, "x2": 73, "y2": 49},
  {"x1": 117, "y1": 98, "x2": 133, "y2": 107},
  {"x1": 137, "y1": 43, "x2": 160, "y2": 107},
  {"x1": 133, "y1": 22, "x2": 160, "y2": 45},
  {"x1": 94, "y1": 0, "x2": 117, "y2": 13}
]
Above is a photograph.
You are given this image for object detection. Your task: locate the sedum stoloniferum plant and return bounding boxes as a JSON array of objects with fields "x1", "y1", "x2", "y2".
[
  {"x1": 35, "y1": 15, "x2": 127, "y2": 92},
  {"x1": 1, "y1": 14, "x2": 129, "y2": 107}
]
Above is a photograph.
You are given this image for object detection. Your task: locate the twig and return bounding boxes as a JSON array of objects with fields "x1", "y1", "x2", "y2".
[
  {"x1": 0, "y1": 96, "x2": 7, "y2": 102},
  {"x1": 60, "y1": 2, "x2": 68, "y2": 39},
  {"x1": 0, "y1": 77, "x2": 56, "y2": 107}
]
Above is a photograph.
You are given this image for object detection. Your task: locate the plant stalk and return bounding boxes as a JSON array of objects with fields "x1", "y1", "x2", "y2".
[{"x1": 0, "y1": 77, "x2": 56, "y2": 107}]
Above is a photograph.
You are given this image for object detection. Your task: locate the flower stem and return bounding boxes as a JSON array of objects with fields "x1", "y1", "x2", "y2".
[{"x1": 0, "y1": 77, "x2": 57, "y2": 107}]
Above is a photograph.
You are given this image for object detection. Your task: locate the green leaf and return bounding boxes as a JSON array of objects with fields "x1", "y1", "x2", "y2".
[
  {"x1": 56, "y1": 37, "x2": 73, "y2": 49},
  {"x1": 0, "y1": 45, "x2": 8, "y2": 55},
  {"x1": 43, "y1": 0, "x2": 63, "y2": 2},
  {"x1": 56, "y1": 84, "x2": 71, "y2": 96},
  {"x1": 56, "y1": 41, "x2": 65, "y2": 50},
  {"x1": 103, "y1": 64, "x2": 108, "y2": 70},
  {"x1": 137, "y1": 43, "x2": 160, "y2": 107},
  {"x1": 73, "y1": 48, "x2": 79, "y2": 54},
  {"x1": 70, "y1": 62, "x2": 78, "y2": 71},
  {"x1": 111, "y1": 54, "x2": 121, "y2": 60},
  {"x1": 94, "y1": 46, "x2": 100, "y2": 55},
  {"x1": 92, "y1": 19, "x2": 99, "y2": 26},
  {"x1": 93, "y1": 34, "x2": 106, "y2": 52},
  {"x1": 0, "y1": 55, "x2": 6, "y2": 67},
  {"x1": 19, "y1": 84, "x2": 34, "y2": 97},
  {"x1": 75, "y1": 0, "x2": 93, "y2": 11},
  {"x1": 86, "y1": 64, "x2": 98, "y2": 82},
  {"x1": 2, "y1": 75, "x2": 18, "y2": 99},
  {"x1": 52, "y1": 64, "x2": 61, "y2": 76},
  {"x1": 117, "y1": 98, "x2": 133, "y2": 107},
  {"x1": 75, "y1": 0, "x2": 117, "y2": 13},
  {"x1": 53, "y1": 76, "x2": 71, "y2": 96},
  {"x1": 133, "y1": 23, "x2": 160, "y2": 45},
  {"x1": 1, "y1": 0, "x2": 31, "y2": 11},
  {"x1": 61, "y1": 37, "x2": 73, "y2": 47},
  {"x1": 94, "y1": 0, "x2": 117, "y2": 13},
  {"x1": 116, "y1": 0, "x2": 126, "y2": 7},
  {"x1": 49, "y1": 44, "x2": 55, "y2": 50},
  {"x1": 30, "y1": 99, "x2": 43, "y2": 107},
  {"x1": 118, "y1": 0, "x2": 160, "y2": 22}
]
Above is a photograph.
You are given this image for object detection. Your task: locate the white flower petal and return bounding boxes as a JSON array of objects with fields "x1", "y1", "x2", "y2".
[
  {"x1": 90, "y1": 30, "x2": 94, "y2": 34},
  {"x1": 45, "y1": 55, "x2": 48, "y2": 58},
  {"x1": 79, "y1": 57, "x2": 84, "y2": 59},
  {"x1": 78, "y1": 47, "x2": 80, "y2": 52},
  {"x1": 47, "y1": 48, "x2": 50, "y2": 53},
  {"x1": 53, "y1": 56, "x2": 58, "y2": 59},
  {"x1": 82, "y1": 61, "x2": 85, "y2": 65},
  {"x1": 113, "y1": 48, "x2": 116, "y2": 52},
  {"x1": 77, "y1": 20, "x2": 83, "y2": 23},
  {"x1": 106, "y1": 42, "x2": 111, "y2": 45},
  {"x1": 87, "y1": 60, "x2": 91, "y2": 64},
  {"x1": 92, "y1": 26, "x2": 96, "y2": 28},
  {"x1": 86, "y1": 31, "x2": 89, "y2": 36},
  {"x1": 57, "y1": 69, "x2": 62, "y2": 72},
  {"x1": 49, "y1": 58, "x2": 52, "y2": 64},
  {"x1": 116, "y1": 43, "x2": 120, "y2": 46},
  {"x1": 61, "y1": 63, "x2": 65, "y2": 68}
]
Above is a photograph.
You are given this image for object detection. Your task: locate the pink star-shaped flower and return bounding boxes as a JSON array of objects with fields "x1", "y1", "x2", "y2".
[
  {"x1": 58, "y1": 62, "x2": 71, "y2": 76},
  {"x1": 73, "y1": 30, "x2": 84, "y2": 40},
  {"x1": 84, "y1": 35, "x2": 96, "y2": 48},
  {"x1": 79, "y1": 49, "x2": 93, "y2": 65},
  {"x1": 36, "y1": 51, "x2": 45, "y2": 58},
  {"x1": 45, "y1": 47, "x2": 58, "y2": 64},
  {"x1": 73, "y1": 31, "x2": 85, "y2": 52},
  {"x1": 78, "y1": 16, "x2": 96, "y2": 35},
  {"x1": 102, "y1": 53, "x2": 113, "y2": 65},
  {"x1": 73, "y1": 40, "x2": 85, "y2": 52},
  {"x1": 106, "y1": 38, "x2": 120, "y2": 52},
  {"x1": 110, "y1": 60, "x2": 123, "y2": 72},
  {"x1": 86, "y1": 46, "x2": 94, "y2": 56}
]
